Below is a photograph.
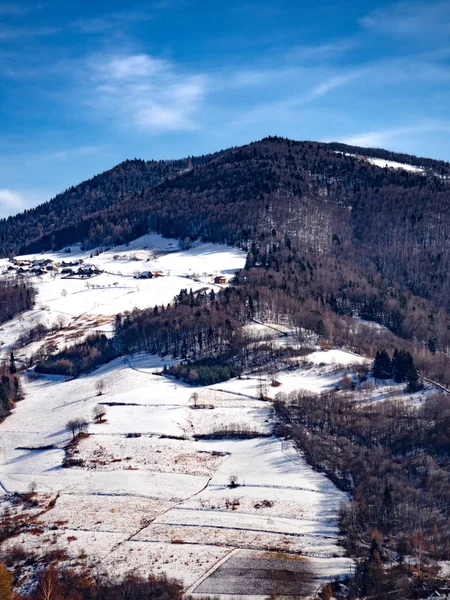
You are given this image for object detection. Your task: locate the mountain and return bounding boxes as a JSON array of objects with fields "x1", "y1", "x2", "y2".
[{"x1": 1, "y1": 137, "x2": 450, "y2": 317}]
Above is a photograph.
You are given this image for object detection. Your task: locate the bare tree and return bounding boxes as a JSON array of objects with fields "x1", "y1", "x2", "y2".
[
  {"x1": 190, "y1": 392, "x2": 199, "y2": 408},
  {"x1": 66, "y1": 418, "x2": 79, "y2": 439},
  {"x1": 66, "y1": 417, "x2": 88, "y2": 439},
  {"x1": 93, "y1": 404, "x2": 106, "y2": 423},
  {"x1": 95, "y1": 379, "x2": 105, "y2": 396}
]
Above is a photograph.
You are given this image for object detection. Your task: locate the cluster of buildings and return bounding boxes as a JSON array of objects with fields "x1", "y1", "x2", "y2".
[{"x1": 6, "y1": 258, "x2": 103, "y2": 279}]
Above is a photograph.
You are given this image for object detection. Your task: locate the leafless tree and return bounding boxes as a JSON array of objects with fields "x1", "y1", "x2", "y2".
[
  {"x1": 95, "y1": 379, "x2": 105, "y2": 396},
  {"x1": 66, "y1": 417, "x2": 88, "y2": 439},
  {"x1": 190, "y1": 392, "x2": 199, "y2": 408},
  {"x1": 93, "y1": 404, "x2": 106, "y2": 423}
]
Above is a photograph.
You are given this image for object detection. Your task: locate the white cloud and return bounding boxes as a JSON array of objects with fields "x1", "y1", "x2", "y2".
[
  {"x1": 93, "y1": 54, "x2": 168, "y2": 79},
  {"x1": 0, "y1": 189, "x2": 26, "y2": 218},
  {"x1": 73, "y1": 10, "x2": 154, "y2": 34},
  {"x1": 83, "y1": 53, "x2": 205, "y2": 133},
  {"x1": 286, "y1": 40, "x2": 358, "y2": 63},
  {"x1": 0, "y1": 25, "x2": 59, "y2": 40},
  {"x1": 341, "y1": 122, "x2": 450, "y2": 147},
  {"x1": 306, "y1": 70, "x2": 365, "y2": 99},
  {"x1": 361, "y1": 1, "x2": 450, "y2": 38},
  {"x1": 51, "y1": 146, "x2": 98, "y2": 160}
]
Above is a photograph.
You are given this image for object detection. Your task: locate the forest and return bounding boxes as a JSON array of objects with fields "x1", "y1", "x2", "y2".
[
  {"x1": 35, "y1": 274, "x2": 450, "y2": 395},
  {"x1": 0, "y1": 280, "x2": 35, "y2": 326},
  {"x1": 275, "y1": 388, "x2": 450, "y2": 593}
]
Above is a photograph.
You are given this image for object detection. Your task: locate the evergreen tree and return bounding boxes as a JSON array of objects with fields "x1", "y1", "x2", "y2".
[
  {"x1": 372, "y1": 350, "x2": 392, "y2": 379},
  {"x1": 0, "y1": 385, "x2": 9, "y2": 413},
  {"x1": 13, "y1": 377, "x2": 20, "y2": 402},
  {"x1": 406, "y1": 358, "x2": 422, "y2": 393},
  {"x1": 315, "y1": 319, "x2": 327, "y2": 338},
  {"x1": 393, "y1": 349, "x2": 409, "y2": 383},
  {"x1": 9, "y1": 351, "x2": 16, "y2": 375}
]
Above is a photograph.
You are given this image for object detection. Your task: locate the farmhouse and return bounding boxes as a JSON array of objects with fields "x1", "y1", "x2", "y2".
[
  {"x1": 77, "y1": 266, "x2": 103, "y2": 277},
  {"x1": 214, "y1": 275, "x2": 227, "y2": 284}
]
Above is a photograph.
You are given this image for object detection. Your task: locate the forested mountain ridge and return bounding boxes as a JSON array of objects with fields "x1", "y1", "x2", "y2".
[
  {"x1": 0, "y1": 155, "x2": 211, "y2": 257},
  {"x1": 2, "y1": 137, "x2": 450, "y2": 317}
]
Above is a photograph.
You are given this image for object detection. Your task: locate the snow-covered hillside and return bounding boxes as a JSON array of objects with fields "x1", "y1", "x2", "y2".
[
  {"x1": 0, "y1": 233, "x2": 361, "y2": 595},
  {"x1": 0, "y1": 351, "x2": 357, "y2": 593},
  {"x1": 0, "y1": 233, "x2": 246, "y2": 362},
  {"x1": 334, "y1": 151, "x2": 426, "y2": 174}
]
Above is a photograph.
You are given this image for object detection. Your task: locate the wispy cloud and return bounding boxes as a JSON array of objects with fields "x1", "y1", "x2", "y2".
[
  {"x1": 306, "y1": 69, "x2": 365, "y2": 99},
  {"x1": 0, "y1": 189, "x2": 26, "y2": 217},
  {"x1": 82, "y1": 53, "x2": 205, "y2": 133},
  {"x1": 51, "y1": 146, "x2": 99, "y2": 160},
  {"x1": 0, "y1": 2, "x2": 42, "y2": 15},
  {"x1": 72, "y1": 10, "x2": 153, "y2": 34},
  {"x1": 341, "y1": 122, "x2": 450, "y2": 147},
  {"x1": 361, "y1": 1, "x2": 450, "y2": 38},
  {"x1": 285, "y1": 40, "x2": 358, "y2": 63},
  {"x1": 0, "y1": 25, "x2": 59, "y2": 40}
]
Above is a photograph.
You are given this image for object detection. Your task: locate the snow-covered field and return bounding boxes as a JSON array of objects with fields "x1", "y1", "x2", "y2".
[
  {"x1": 0, "y1": 351, "x2": 355, "y2": 589},
  {"x1": 0, "y1": 233, "x2": 358, "y2": 595},
  {"x1": 0, "y1": 233, "x2": 246, "y2": 361}
]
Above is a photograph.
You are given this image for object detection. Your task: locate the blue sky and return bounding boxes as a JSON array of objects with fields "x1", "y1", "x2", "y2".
[{"x1": 1, "y1": 0, "x2": 450, "y2": 217}]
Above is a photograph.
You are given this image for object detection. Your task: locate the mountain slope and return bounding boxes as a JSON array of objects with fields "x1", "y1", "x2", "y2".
[
  {"x1": 1, "y1": 137, "x2": 450, "y2": 314},
  {"x1": 0, "y1": 157, "x2": 196, "y2": 257}
]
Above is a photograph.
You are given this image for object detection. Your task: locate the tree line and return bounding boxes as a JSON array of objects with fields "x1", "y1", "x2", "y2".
[
  {"x1": 0, "y1": 280, "x2": 35, "y2": 325},
  {"x1": 275, "y1": 388, "x2": 450, "y2": 584},
  {"x1": 0, "y1": 560, "x2": 181, "y2": 600}
]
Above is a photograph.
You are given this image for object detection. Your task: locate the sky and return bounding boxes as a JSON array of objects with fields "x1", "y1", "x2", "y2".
[{"x1": 1, "y1": 0, "x2": 450, "y2": 218}]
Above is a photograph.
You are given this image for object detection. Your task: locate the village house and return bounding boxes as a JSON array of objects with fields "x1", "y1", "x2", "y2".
[
  {"x1": 77, "y1": 265, "x2": 103, "y2": 277},
  {"x1": 214, "y1": 275, "x2": 227, "y2": 284}
]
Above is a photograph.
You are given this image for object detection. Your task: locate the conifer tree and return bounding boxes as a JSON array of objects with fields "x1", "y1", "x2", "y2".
[
  {"x1": 9, "y1": 351, "x2": 16, "y2": 375},
  {"x1": 393, "y1": 349, "x2": 409, "y2": 382},
  {"x1": 406, "y1": 358, "x2": 422, "y2": 393},
  {"x1": 372, "y1": 350, "x2": 392, "y2": 379}
]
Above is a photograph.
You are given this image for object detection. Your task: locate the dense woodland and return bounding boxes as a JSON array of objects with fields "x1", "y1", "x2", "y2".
[
  {"x1": 276, "y1": 388, "x2": 450, "y2": 591},
  {"x1": 0, "y1": 280, "x2": 35, "y2": 326},
  {"x1": 35, "y1": 334, "x2": 116, "y2": 377},
  {"x1": 0, "y1": 280, "x2": 33, "y2": 419},
  {"x1": 0, "y1": 357, "x2": 23, "y2": 420}
]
